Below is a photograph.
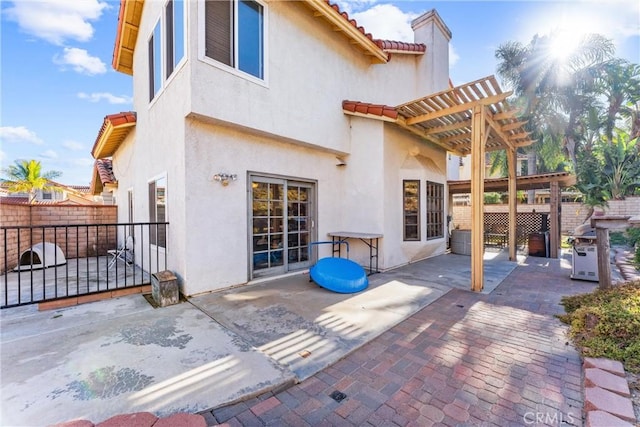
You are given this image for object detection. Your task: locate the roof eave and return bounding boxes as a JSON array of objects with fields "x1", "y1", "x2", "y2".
[
  {"x1": 91, "y1": 113, "x2": 137, "y2": 159},
  {"x1": 112, "y1": 0, "x2": 144, "y2": 75},
  {"x1": 303, "y1": 0, "x2": 389, "y2": 64}
]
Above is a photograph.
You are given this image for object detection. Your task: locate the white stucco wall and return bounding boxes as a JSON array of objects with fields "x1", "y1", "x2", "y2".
[
  {"x1": 182, "y1": 117, "x2": 352, "y2": 294},
  {"x1": 382, "y1": 125, "x2": 448, "y2": 268},
  {"x1": 189, "y1": 1, "x2": 451, "y2": 153},
  {"x1": 114, "y1": 0, "x2": 454, "y2": 295}
]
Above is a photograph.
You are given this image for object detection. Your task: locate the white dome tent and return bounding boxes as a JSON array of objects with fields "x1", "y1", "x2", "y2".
[{"x1": 14, "y1": 242, "x2": 67, "y2": 271}]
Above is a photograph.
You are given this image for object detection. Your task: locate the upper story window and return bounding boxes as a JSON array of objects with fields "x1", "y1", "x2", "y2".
[
  {"x1": 166, "y1": 0, "x2": 185, "y2": 77},
  {"x1": 148, "y1": 1, "x2": 186, "y2": 102},
  {"x1": 204, "y1": 0, "x2": 264, "y2": 80},
  {"x1": 149, "y1": 21, "x2": 162, "y2": 101}
]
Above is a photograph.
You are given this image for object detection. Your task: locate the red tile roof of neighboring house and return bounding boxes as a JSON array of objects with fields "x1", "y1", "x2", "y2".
[
  {"x1": 0, "y1": 197, "x2": 80, "y2": 206},
  {"x1": 68, "y1": 185, "x2": 91, "y2": 194},
  {"x1": 0, "y1": 196, "x2": 29, "y2": 205},
  {"x1": 342, "y1": 101, "x2": 398, "y2": 120}
]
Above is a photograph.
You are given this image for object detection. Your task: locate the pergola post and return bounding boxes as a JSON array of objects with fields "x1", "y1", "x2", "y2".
[
  {"x1": 470, "y1": 105, "x2": 486, "y2": 292},
  {"x1": 549, "y1": 181, "x2": 560, "y2": 258},
  {"x1": 507, "y1": 148, "x2": 517, "y2": 261}
]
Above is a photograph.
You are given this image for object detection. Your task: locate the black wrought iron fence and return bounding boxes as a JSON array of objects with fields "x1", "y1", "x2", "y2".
[{"x1": 1, "y1": 222, "x2": 169, "y2": 308}]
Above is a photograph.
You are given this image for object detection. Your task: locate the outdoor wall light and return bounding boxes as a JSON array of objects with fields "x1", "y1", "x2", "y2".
[{"x1": 212, "y1": 173, "x2": 237, "y2": 186}]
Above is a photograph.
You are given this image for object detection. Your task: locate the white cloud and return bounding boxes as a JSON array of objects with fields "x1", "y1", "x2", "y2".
[
  {"x1": 0, "y1": 126, "x2": 44, "y2": 145},
  {"x1": 40, "y1": 150, "x2": 59, "y2": 160},
  {"x1": 54, "y1": 47, "x2": 106, "y2": 75},
  {"x1": 77, "y1": 92, "x2": 132, "y2": 105},
  {"x1": 5, "y1": 0, "x2": 108, "y2": 45},
  {"x1": 0, "y1": 150, "x2": 6, "y2": 163},
  {"x1": 334, "y1": 0, "x2": 379, "y2": 15},
  {"x1": 449, "y1": 44, "x2": 460, "y2": 67},
  {"x1": 62, "y1": 140, "x2": 85, "y2": 151},
  {"x1": 351, "y1": 4, "x2": 418, "y2": 42},
  {"x1": 69, "y1": 157, "x2": 95, "y2": 168}
]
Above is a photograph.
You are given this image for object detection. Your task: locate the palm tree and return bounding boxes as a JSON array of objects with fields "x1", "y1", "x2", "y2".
[
  {"x1": 1, "y1": 160, "x2": 63, "y2": 204},
  {"x1": 495, "y1": 32, "x2": 615, "y2": 172},
  {"x1": 593, "y1": 59, "x2": 640, "y2": 145}
]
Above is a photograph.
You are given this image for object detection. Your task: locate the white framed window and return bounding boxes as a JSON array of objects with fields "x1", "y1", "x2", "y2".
[
  {"x1": 149, "y1": 1, "x2": 186, "y2": 103},
  {"x1": 202, "y1": 0, "x2": 266, "y2": 81},
  {"x1": 165, "y1": 0, "x2": 185, "y2": 78},
  {"x1": 426, "y1": 181, "x2": 444, "y2": 240},
  {"x1": 149, "y1": 19, "x2": 162, "y2": 102},
  {"x1": 403, "y1": 180, "x2": 420, "y2": 241},
  {"x1": 148, "y1": 175, "x2": 167, "y2": 248}
]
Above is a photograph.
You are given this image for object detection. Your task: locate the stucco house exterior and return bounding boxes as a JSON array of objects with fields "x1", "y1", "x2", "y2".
[{"x1": 91, "y1": 0, "x2": 478, "y2": 296}]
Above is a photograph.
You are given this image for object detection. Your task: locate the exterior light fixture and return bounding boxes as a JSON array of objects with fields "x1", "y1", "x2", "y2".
[{"x1": 212, "y1": 173, "x2": 237, "y2": 186}]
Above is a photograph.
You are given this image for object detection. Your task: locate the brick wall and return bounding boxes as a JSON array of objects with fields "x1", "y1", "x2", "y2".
[
  {"x1": 0, "y1": 205, "x2": 117, "y2": 273},
  {"x1": 452, "y1": 196, "x2": 640, "y2": 235}
]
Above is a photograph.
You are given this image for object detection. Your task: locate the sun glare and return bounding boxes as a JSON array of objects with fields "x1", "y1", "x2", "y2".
[{"x1": 548, "y1": 29, "x2": 583, "y2": 61}]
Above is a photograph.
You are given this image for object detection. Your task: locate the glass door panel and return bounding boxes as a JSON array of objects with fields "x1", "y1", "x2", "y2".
[{"x1": 250, "y1": 177, "x2": 314, "y2": 278}]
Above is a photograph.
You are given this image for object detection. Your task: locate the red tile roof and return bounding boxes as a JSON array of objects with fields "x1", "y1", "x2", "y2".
[
  {"x1": 95, "y1": 159, "x2": 116, "y2": 185},
  {"x1": 0, "y1": 197, "x2": 79, "y2": 206},
  {"x1": 323, "y1": 1, "x2": 425, "y2": 54},
  {"x1": 375, "y1": 40, "x2": 426, "y2": 53},
  {"x1": 90, "y1": 159, "x2": 117, "y2": 195},
  {"x1": 342, "y1": 100, "x2": 398, "y2": 120}
]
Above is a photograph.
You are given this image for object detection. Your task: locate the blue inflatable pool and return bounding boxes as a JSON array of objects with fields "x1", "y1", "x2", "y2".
[{"x1": 310, "y1": 256, "x2": 368, "y2": 294}]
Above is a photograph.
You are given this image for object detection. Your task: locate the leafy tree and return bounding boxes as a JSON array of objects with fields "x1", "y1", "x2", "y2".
[
  {"x1": 593, "y1": 59, "x2": 640, "y2": 145},
  {"x1": 495, "y1": 32, "x2": 615, "y2": 172},
  {"x1": 1, "y1": 160, "x2": 63, "y2": 204},
  {"x1": 575, "y1": 131, "x2": 639, "y2": 213}
]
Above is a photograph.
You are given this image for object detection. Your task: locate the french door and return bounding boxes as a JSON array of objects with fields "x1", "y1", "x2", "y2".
[{"x1": 250, "y1": 176, "x2": 315, "y2": 278}]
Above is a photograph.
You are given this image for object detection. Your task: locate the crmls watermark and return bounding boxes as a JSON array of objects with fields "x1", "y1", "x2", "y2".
[{"x1": 523, "y1": 411, "x2": 576, "y2": 425}]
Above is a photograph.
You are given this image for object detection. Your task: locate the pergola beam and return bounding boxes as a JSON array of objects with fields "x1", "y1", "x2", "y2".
[
  {"x1": 396, "y1": 117, "x2": 467, "y2": 156},
  {"x1": 405, "y1": 92, "x2": 512, "y2": 126},
  {"x1": 485, "y1": 109, "x2": 515, "y2": 151},
  {"x1": 424, "y1": 119, "x2": 472, "y2": 135}
]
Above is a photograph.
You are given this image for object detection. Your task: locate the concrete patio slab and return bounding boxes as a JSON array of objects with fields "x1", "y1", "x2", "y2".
[
  {"x1": 190, "y1": 271, "x2": 450, "y2": 381},
  {"x1": 1, "y1": 251, "x2": 522, "y2": 426},
  {"x1": 1, "y1": 296, "x2": 293, "y2": 426}
]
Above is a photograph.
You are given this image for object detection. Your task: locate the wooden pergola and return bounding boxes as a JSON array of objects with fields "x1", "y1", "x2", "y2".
[
  {"x1": 449, "y1": 171, "x2": 577, "y2": 260},
  {"x1": 344, "y1": 75, "x2": 537, "y2": 291}
]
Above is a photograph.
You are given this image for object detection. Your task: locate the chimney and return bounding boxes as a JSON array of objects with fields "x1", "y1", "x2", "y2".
[{"x1": 412, "y1": 9, "x2": 452, "y2": 95}]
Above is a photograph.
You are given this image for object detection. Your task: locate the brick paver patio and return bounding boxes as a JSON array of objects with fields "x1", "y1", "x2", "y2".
[{"x1": 203, "y1": 255, "x2": 599, "y2": 426}]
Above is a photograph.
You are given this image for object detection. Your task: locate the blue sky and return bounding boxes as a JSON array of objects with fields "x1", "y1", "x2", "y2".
[{"x1": 1, "y1": 0, "x2": 639, "y2": 185}]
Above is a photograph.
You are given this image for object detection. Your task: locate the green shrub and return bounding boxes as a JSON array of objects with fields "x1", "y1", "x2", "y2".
[
  {"x1": 484, "y1": 192, "x2": 502, "y2": 204},
  {"x1": 628, "y1": 227, "x2": 640, "y2": 247},
  {"x1": 559, "y1": 280, "x2": 640, "y2": 372},
  {"x1": 610, "y1": 231, "x2": 627, "y2": 245}
]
